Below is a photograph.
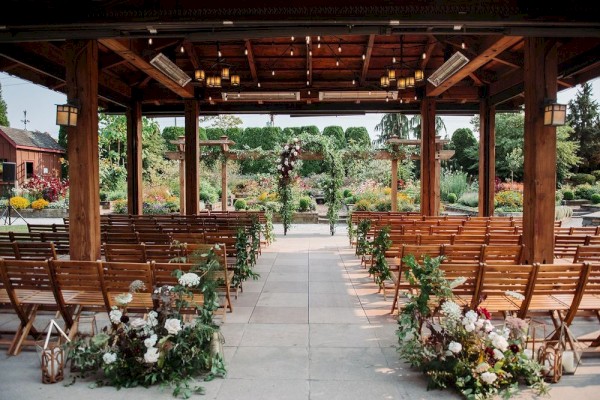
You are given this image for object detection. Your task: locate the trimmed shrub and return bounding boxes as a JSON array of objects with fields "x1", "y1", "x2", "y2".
[
  {"x1": 354, "y1": 199, "x2": 371, "y2": 211},
  {"x1": 562, "y1": 190, "x2": 574, "y2": 200},
  {"x1": 495, "y1": 190, "x2": 523, "y2": 211},
  {"x1": 298, "y1": 196, "x2": 312, "y2": 212},
  {"x1": 571, "y1": 173, "x2": 596, "y2": 185},
  {"x1": 343, "y1": 189, "x2": 353, "y2": 198},
  {"x1": 592, "y1": 170, "x2": 600, "y2": 181},
  {"x1": 447, "y1": 193, "x2": 457, "y2": 204},
  {"x1": 574, "y1": 184, "x2": 600, "y2": 200},
  {"x1": 375, "y1": 199, "x2": 392, "y2": 212},
  {"x1": 234, "y1": 199, "x2": 247, "y2": 210},
  {"x1": 458, "y1": 192, "x2": 479, "y2": 208},
  {"x1": 344, "y1": 196, "x2": 355, "y2": 205},
  {"x1": 592, "y1": 194, "x2": 600, "y2": 204}
]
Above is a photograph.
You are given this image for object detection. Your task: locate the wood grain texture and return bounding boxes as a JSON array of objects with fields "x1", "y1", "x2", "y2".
[
  {"x1": 420, "y1": 97, "x2": 438, "y2": 216},
  {"x1": 479, "y1": 95, "x2": 496, "y2": 217},
  {"x1": 126, "y1": 99, "x2": 143, "y2": 215},
  {"x1": 184, "y1": 99, "x2": 199, "y2": 215}
]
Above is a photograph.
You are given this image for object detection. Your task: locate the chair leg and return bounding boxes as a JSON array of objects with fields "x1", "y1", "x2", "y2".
[{"x1": 10, "y1": 305, "x2": 39, "y2": 356}]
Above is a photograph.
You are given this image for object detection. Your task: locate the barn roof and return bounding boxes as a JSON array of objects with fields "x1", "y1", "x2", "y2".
[{"x1": 0, "y1": 125, "x2": 65, "y2": 153}]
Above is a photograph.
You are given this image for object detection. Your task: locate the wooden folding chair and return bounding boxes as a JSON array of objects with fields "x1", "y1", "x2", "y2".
[
  {"x1": 14, "y1": 242, "x2": 57, "y2": 260},
  {"x1": 439, "y1": 262, "x2": 483, "y2": 307},
  {"x1": 48, "y1": 259, "x2": 107, "y2": 338},
  {"x1": 144, "y1": 244, "x2": 185, "y2": 263},
  {"x1": 476, "y1": 263, "x2": 534, "y2": 315},
  {"x1": 481, "y1": 244, "x2": 524, "y2": 265},
  {"x1": 103, "y1": 243, "x2": 147, "y2": 262},
  {"x1": 101, "y1": 261, "x2": 154, "y2": 313},
  {"x1": 0, "y1": 259, "x2": 61, "y2": 355},
  {"x1": 441, "y1": 244, "x2": 483, "y2": 264}
]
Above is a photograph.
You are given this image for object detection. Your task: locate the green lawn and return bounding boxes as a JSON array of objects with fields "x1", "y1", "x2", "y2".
[{"x1": 0, "y1": 225, "x2": 29, "y2": 232}]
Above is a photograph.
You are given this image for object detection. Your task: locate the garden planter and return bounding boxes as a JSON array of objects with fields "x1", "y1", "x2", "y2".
[
  {"x1": 272, "y1": 211, "x2": 318, "y2": 223},
  {"x1": 100, "y1": 201, "x2": 111, "y2": 210},
  {"x1": 18, "y1": 209, "x2": 68, "y2": 218}
]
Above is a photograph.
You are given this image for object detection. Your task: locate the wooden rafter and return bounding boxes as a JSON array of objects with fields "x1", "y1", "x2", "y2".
[
  {"x1": 245, "y1": 40, "x2": 258, "y2": 83},
  {"x1": 428, "y1": 36, "x2": 523, "y2": 97},
  {"x1": 420, "y1": 36, "x2": 436, "y2": 70},
  {"x1": 360, "y1": 34, "x2": 375, "y2": 86},
  {"x1": 183, "y1": 40, "x2": 200, "y2": 69},
  {"x1": 99, "y1": 38, "x2": 194, "y2": 98},
  {"x1": 469, "y1": 72, "x2": 484, "y2": 86}
]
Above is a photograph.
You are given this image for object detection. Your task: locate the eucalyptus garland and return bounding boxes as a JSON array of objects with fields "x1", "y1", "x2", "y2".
[
  {"x1": 356, "y1": 218, "x2": 372, "y2": 256},
  {"x1": 263, "y1": 209, "x2": 275, "y2": 245},
  {"x1": 369, "y1": 226, "x2": 392, "y2": 288},
  {"x1": 233, "y1": 228, "x2": 259, "y2": 287},
  {"x1": 347, "y1": 211, "x2": 355, "y2": 246},
  {"x1": 248, "y1": 215, "x2": 262, "y2": 267},
  {"x1": 276, "y1": 139, "x2": 301, "y2": 235}
]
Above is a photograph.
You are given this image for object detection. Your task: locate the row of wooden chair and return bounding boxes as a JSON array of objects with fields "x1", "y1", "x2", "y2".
[
  {"x1": 0, "y1": 243, "x2": 232, "y2": 355},
  {"x1": 392, "y1": 260, "x2": 600, "y2": 346}
]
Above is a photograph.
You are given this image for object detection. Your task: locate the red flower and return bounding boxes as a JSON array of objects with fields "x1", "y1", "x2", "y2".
[{"x1": 477, "y1": 307, "x2": 491, "y2": 320}]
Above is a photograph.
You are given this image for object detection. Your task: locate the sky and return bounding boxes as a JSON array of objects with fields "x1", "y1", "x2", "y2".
[{"x1": 1, "y1": 71, "x2": 599, "y2": 141}]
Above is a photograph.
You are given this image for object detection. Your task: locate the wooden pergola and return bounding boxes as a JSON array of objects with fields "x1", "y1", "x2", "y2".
[{"x1": 0, "y1": 1, "x2": 599, "y2": 263}]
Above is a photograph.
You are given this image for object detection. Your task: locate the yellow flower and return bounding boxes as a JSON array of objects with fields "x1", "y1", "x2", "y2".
[
  {"x1": 10, "y1": 196, "x2": 30, "y2": 209},
  {"x1": 31, "y1": 198, "x2": 50, "y2": 210}
]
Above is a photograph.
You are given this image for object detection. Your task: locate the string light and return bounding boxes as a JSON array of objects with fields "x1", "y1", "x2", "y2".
[
  {"x1": 392, "y1": 56, "x2": 397, "y2": 64},
  {"x1": 291, "y1": 36, "x2": 295, "y2": 41},
  {"x1": 362, "y1": 53, "x2": 366, "y2": 60},
  {"x1": 422, "y1": 52, "x2": 427, "y2": 59},
  {"x1": 148, "y1": 38, "x2": 153, "y2": 45},
  {"x1": 217, "y1": 49, "x2": 221, "y2": 57},
  {"x1": 272, "y1": 70, "x2": 275, "y2": 76},
  {"x1": 400, "y1": 98, "x2": 403, "y2": 104},
  {"x1": 309, "y1": 50, "x2": 312, "y2": 56},
  {"x1": 290, "y1": 47, "x2": 294, "y2": 56},
  {"x1": 318, "y1": 42, "x2": 321, "y2": 49},
  {"x1": 306, "y1": 36, "x2": 310, "y2": 44},
  {"x1": 257, "y1": 82, "x2": 261, "y2": 87},
  {"x1": 385, "y1": 94, "x2": 389, "y2": 102},
  {"x1": 208, "y1": 96, "x2": 212, "y2": 101},
  {"x1": 180, "y1": 45, "x2": 185, "y2": 53},
  {"x1": 461, "y1": 40, "x2": 466, "y2": 49},
  {"x1": 306, "y1": 80, "x2": 310, "y2": 86},
  {"x1": 307, "y1": 70, "x2": 310, "y2": 75},
  {"x1": 338, "y1": 42, "x2": 342, "y2": 53},
  {"x1": 352, "y1": 79, "x2": 356, "y2": 85},
  {"x1": 336, "y1": 59, "x2": 340, "y2": 67},
  {"x1": 244, "y1": 48, "x2": 248, "y2": 56}
]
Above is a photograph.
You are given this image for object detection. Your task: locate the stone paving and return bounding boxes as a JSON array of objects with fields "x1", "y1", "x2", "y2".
[{"x1": 1, "y1": 223, "x2": 600, "y2": 399}]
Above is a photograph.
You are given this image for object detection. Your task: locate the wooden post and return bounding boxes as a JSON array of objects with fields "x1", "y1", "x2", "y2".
[
  {"x1": 523, "y1": 37, "x2": 558, "y2": 264},
  {"x1": 65, "y1": 40, "x2": 100, "y2": 261},
  {"x1": 126, "y1": 96, "x2": 143, "y2": 215},
  {"x1": 420, "y1": 97, "x2": 438, "y2": 216},
  {"x1": 391, "y1": 158, "x2": 398, "y2": 212},
  {"x1": 184, "y1": 100, "x2": 199, "y2": 215},
  {"x1": 479, "y1": 91, "x2": 496, "y2": 217},
  {"x1": 179, "y1": 159, "x2": 186, "y2": 215}
]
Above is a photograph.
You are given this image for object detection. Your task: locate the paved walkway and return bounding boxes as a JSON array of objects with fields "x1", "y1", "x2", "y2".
[{"x1": 1, "y1": 223, "x2": 600, "y2": 399}]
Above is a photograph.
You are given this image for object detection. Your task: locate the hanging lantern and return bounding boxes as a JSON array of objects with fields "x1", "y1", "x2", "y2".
[
  {"x1": 406, "y1": 76, "x2": 415, "y2": 88},
  {"x1": 414, "y1": 69, "x2": 424, "y2": 82},
  {"x1": 231, "y1": 75, "x2": 240, "y2": 86},
  {"x1": 194, "y1": 69, "x2": 205, "y2": 81},
  {"x1": 206, "y1": 76, "x2": 215, "y2": 87},
  {"x1": 214, "y1": 76, "x2": 222, "y2": 88},
  {"x1": 387, "y1": 69, "x2": 396, "y2": 81},
  {"x1": 380, "y1": 75, "x2": 390, "y2": 88},
  {"x1": 397, "y1": 77, "x2": 406, "y2": 90},
  {"x1": 221, "y1": 67, "x2": 230, "y2": 80}
]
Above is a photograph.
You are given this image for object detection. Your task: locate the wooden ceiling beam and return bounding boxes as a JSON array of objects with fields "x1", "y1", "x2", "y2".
[
  {"x1": 182, "y1": 40, "x2": 200, "y2": 69},
  {"x1": 428, "y1": 35, "x2": 522, "y2": 97},
  {"x1": 99, "y1": 53, "x2": 129, "y2": 70},
  {"x1": 244, "y1": 40, "x2": 258, "y2": 84},
  {"x1": 360, "y1": 34, "x2": 375, "y2": 86},
  {"x1": 469, "y1": 72, "x2": 484, "y2": 86},
  {"x1": 99, "y1": 38, "x2": 194, "y2": 98},
  {"x1": 420, "y1": 36, "x2": 436, "y2": 70}
]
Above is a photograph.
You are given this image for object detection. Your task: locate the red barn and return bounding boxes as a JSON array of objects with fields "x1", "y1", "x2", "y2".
[{"x1": 0, "y1": 125, "x2": 65, "y2": 184}]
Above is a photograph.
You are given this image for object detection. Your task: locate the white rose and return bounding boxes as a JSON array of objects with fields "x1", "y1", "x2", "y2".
[
  {"x1": 144, "y1": 334, "x2": 158, "y2": 348},
  {"x1": 492, "y1": 335, "x2": 509, "y2": 352},
  {"x1": 284, "y1": 145, "x2": 289, "y2": 151},
  {"x1": 475, "y1": 320, "x2": 485, "y2": 330},
  {"x1": 130, "y1": 318, "x2": 147, "y2": 330},
  {"x1": 295, "y1": 145, "x2": 300, "y2": 150},
  {"x1": 109, "y1": 309, "x2": 122, "y2": 324},
  {"x1": 284, "y1": 160, "x2": 289, "y2": 166},
  {"x1": 463, "y1": 310, "x2": 478, "y2": 325},
  {"x1": 448, "y1": 341, "x2": 462, "y2": 354},
  {"x1": 103, "y1": 352, "x2": 117, "y2": 365},
  {"x1": 144, "y1": 347, "x2": 160, "y2": 363},
  {"x1": 481, "y1": 371, "x2": 498, "y2": 385},
  {"x1": 164, "y1": 318, "x2": 182, "y2": 335},
  {"x1": 484, "y1": 321, "x2": 494, "y2": 333},
  {"x1": 475, "y1": 362, "x2": 490, "y2": 373},
  {"x1": 493, "y1": 349, "x2": 505, "y2": 360},
  {"x1": 464, "y1": 323, "x2": 476, "y2": 332}
]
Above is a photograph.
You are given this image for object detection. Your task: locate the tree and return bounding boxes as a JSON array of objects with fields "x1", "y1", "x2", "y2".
[
  {"x1": 161, "y1": 126, "x2": 185, "y2": 152},
  {"x1": 0, "y1": 82, "x2": 8, "y2": 126},
  {"x1": 408, "y1": 115, "x2": 447, "y2": 139},
  {"x1": 448, "y1": 128, "x2": 478, "y2": 175},
  {"x1": 200, "y1": 115, "x2": 243, "y2": 129},
  {"x1": 322, "y1": 126, "x2": 345, "y2": 149},
  {"x1": 556, "y1": 125, "x2": 582, "y2": 183},
  {"x1": 505, "y1": 147, "x2": 523, "y2": 184},
  {"x1": 567, "y1": 82, "x2": 600, "y2": 172},
  {"x1": 374, "y1": 113, "x2": 410, "y2": 145},
  {"x1": 345, "y1": 127, "x2": 371, "y2": 148}
]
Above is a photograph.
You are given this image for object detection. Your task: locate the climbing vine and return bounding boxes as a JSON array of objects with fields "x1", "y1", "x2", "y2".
[
  {"x1": 355, "y1": 218, "x2": 372, "y2": 256},
  {"x1": 369, "y1": 226, "x2": 392, "y2": 288},
  {"x1": 234, "y1": 228, "x2": 259, "y2": 288}
]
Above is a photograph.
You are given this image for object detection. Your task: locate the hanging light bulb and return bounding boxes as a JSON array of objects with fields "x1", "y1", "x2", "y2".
[
  {"x1": 385, "y1": 94, "x2": 389, "y2": 103},
  {"x1": 400, "y1": 98, "x2": 403, "y2": 104},
  {"x1": 338, "y1": 42, "x2": 342, "y2": 53},
  {"x1": 422, "y1": 52, "x2": 427, "y2": 60},
  {"x1": 368, "y1": 91, "x2": 372, "y2": 96},
  {"x1": 461, "y1": 40, "x2": 466, "y2": 49},
  {"x1": 306, "y1": 36, "x2": 310, "y2": 44},
  {"x1": 414, "y1": 94, "x2": 418, "y2": 100},
  {"x1": 224, "y1": 93, "x2": 228, "y2": 101},
  {"x1": 362, "y1": 53, "x2": 366, "y2": 60},
  {"x1": 217, "y1": 49, "x2": 221, "y2": 57},
  {"x1": 306, "y1": 80, "x2": 310, "y2": 86},
  {"x1": 272, "y1": 70, "x2": 275, "y2": 76},
  {"x1": 257, "y1": 82, "x2": 261, "y2": 88},
  {"x1": 352, "y1": 79, "x2": 356, "y2": 85},
  {"x1": 291, "y1": 36, "x2": 295, "y2": 41},
  {"x1": 307, "y1": 70, "x2": 310, "y2": 75},
  {"x1": 244, "y1": 48, "x2": 248, "y2": 56},
  {"x1": 148, "y1": 37, "x2": 153, "y2": 45},
  {"x1": 336, "y1": 59, "x2": 340, "y2": 67},
  {"x1": 392, "y1": 56, "x2": 397, "y2": 64},
  {"x1": 208, "y1": 96, "x2": 212, "y2": 101},
  {"x1": 290, "y1": 47, "x2": 294, "y2": 56},
  {"x1": 180, "y1": 45, "x2": 185, "y2": 53},
  {"x1": 237, "y1": 92, "x2": 240, "y2": 98},
  {"x1": 309, "y1": 50, "x2": 312, "y2": 56},
  {"x1": 317, "y1": 36, "x2": 321, "y2": 41},
  {"x1": 317, "y1": 42, "x2": 321, "y2": 49}
]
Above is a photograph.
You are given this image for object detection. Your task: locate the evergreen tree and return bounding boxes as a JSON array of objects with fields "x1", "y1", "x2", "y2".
[
  {"x1": 374, "y1": 113, "x2": 410, "y2": 145},
  {"x1": 0, "y1": 82, "x2": 9, "y2": 126},
  {"x1": 567, "y1": 82, "x2": 600, "y2": 172},
  {"x1": 345, "y1": 127, "x2": 371, "y2": 148},
  {"x1": 448, "y1": 128, "x2": 478, "y2": 175},
  {"x1": 322, "y1": 126, "x2": 345, "y2": 149}
]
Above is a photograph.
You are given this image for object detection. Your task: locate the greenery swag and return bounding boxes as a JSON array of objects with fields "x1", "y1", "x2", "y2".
[
  {"x1": 276, "y1": 139, "x2": 301, "y2": 235},
  {"x1": 369, "y1": 226, "x2": 393, "y2": 288}
]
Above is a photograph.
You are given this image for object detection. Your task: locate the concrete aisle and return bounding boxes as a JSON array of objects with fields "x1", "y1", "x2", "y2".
[{"x1": 1, "y1": 224, "x2": 600, "y2": 399}]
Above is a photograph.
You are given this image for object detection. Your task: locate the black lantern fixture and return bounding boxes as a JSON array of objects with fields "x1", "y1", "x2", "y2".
[{"x1": 56, "y1": 103, "x2": 79, "y2": 127}]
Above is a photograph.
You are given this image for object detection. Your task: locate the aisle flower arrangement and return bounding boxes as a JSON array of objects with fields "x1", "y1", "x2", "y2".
[
  {"x1": 276, "y1": 138, "x2": 301, "y2": 235},
  {"x1": 396, "y1": 255, "x2": 549, "y2": 400},
  {"x1": 68, "y1": 248, "x2": 226, "y2": 399}
]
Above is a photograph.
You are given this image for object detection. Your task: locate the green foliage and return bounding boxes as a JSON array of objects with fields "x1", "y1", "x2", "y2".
[
  {"x1": 161, "y1": 126, "x2": 185, "y2": 152},
  {"x1": 237, "y1": 127, "x2": 284, "y2": 174},
  {"x1": 458, "y1": 192, "x2": 479, "y2": 208},
  {"x1": 354, "y1": 199, "x2": 371, "y2": 211},
  {"x1": 369, "y1": 226, "x2": 392, "y2": 287},
  {"x1": 447, "y1": 193, "x2": 457, "y2": 203},
  {"x1": 345, "y1": 127, "x2": 371, "y2": 148},
  {"x1": 200, "y1": 182, "x2": 219, "y2": 204},
  {"x1": 555, "y1": 205, "x2": 573, "y2": 220},
  {"x1": 408, "y1": 114, "x2": 447, "y2": 139},
  {"x1": 567, "y1": 82, "x2": 600, "y2": 172},
  {"x1": 356, "y1": 219, "x2": 372, "y2": 256},
  {"x1": 592, "y1": 170, "x2": 600, "y2": 181},
  {"x1": 591, "y1": 193, "x2": 600, "y2": 204},
  {"x1": 505, "y1": 147, "x2": 523, "y2": 182},
  {"x1": 574, "y1": 184, "x2": 600, "y2": 200},
  {"x1": 107, "y1": 190, "x2": 127, "y2": 201},
  {"x1": 57, "y1": 126, "x2": 68, "y2": 177},
  {"x1": 374, "y1": 113, "x2": 411, "y2": 145},
  {"x1": 562, "y1": 190, "x2": 574, "y2": 200},
  {"x1": 233, "y1": 199, "x2": 247, "y2": 210},
  {"x1": 233, "y1": 228, "x2": 259, "y2": 287},
  {"x1": 343, "y1": 189, "x2": 353, "y2": 198},
  {"x1": 495, "y1": 190, "x2": 523, "y2": 211},
  {"x1": 323, "y1": 126, "x2": 345, "y2": 149},
  {"x1": 440, "y1": 168, "x2": 469, "y2": 201},
  {"x1": 448, "y1": 128, "x2": 478, "y2": 175},
  {"x1": 571, "y1": 173, "x2": 596, "y2": 185},
  {"x1": 556, "y1": 126, "x2": 582, "y2": 182},
  {"x1": 0, "y1": 83, "x2": 9, "y2": 126}
]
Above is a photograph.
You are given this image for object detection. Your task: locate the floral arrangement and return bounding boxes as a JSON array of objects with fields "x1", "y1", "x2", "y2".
[
  {"x1": 397, "y1": 255, "x2": 549, "y2": 400},
  {"x1": 276, "y1": 139, "x2": 301, "y2": 235},
  {"x1": 21, "y1": 174, "x2": 69, "y2": 202},
  {"x1": 68, "y1": 247, "x2": 226, "y2": 398},
  {"x1": 31, "y1": 198, "x2": 50, "y2": 210}
]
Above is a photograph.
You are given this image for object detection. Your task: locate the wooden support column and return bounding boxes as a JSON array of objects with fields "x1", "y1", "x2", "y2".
[
  {"x1": 65, "y1": 40, "x2": 100, "y2": 261},
  {"x1": 184, "y1": 100, "x2": 199, "y2": 215},
  {"x1": 221, "y1": 160, "x2": 228, "y2": 211},
  {"x1": 126, "y1": 97, "x2": 143, "y2": 215},
  {"x1": 479, "y1": 91, "x2": 496, "y2": 217},
  {"x1": 391, "y1": 158, "x2": 398, "y2": 212},
  {"x1": 523, "y1": 37, "x2": 558, "y2": 264},
  {"x1": 420, "y1": 97, "x2": 438, "y2": 216}
]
